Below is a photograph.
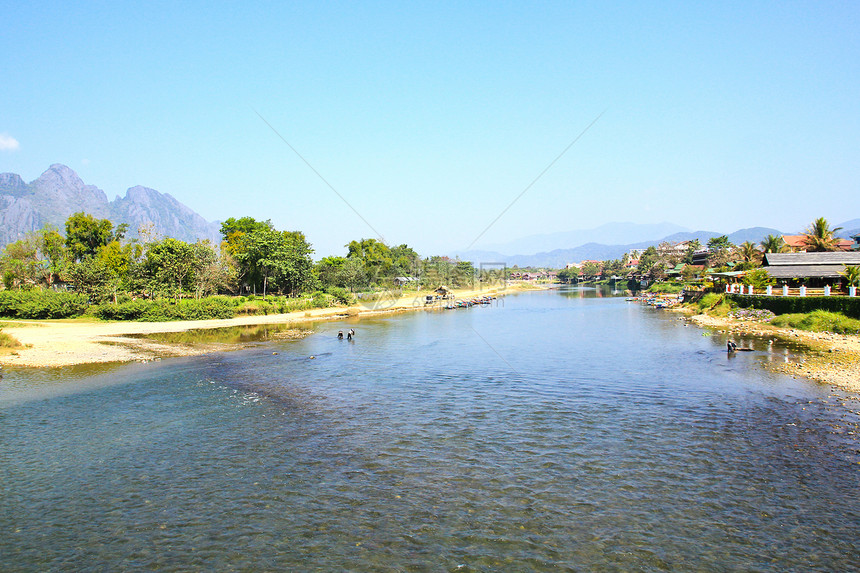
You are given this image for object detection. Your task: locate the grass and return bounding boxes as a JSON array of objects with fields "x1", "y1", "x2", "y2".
[
  {"x1": 770, "y1": 310, "x2": 860, "y2": 335},
  {"x1": 0, "y1": 330, "x2": 22, "y2": 348},
  {"x1": 646, "y1": 282, "x2": 685, "y2": 294},
  {"x1": 694, "y1": 293, "x2": 736, "y2": 317}
]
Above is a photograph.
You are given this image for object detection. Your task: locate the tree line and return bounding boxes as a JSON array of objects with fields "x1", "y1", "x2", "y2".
[{"x1": 0, "y1": 213, "x2": 486, "y2": 304}]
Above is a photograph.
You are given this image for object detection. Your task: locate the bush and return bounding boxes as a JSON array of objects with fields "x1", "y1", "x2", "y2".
[
  {"x1": 0, "y1": 329, "x2": 22, "y2": 348},
  {"x1": 0, "y1": 290, "x2": 90, "y2": 319},
  {"x1": 93, "y1": 297, "x2": 236, "y2": 321},
  {"x1": 325, "y1": 286, "x2": 355, "y2": 305},
  {"x1": 771, "y1": 310, "x2": 860, "y2": 335},
  {"x1": 646, "y1": 283, "x2": 684, "y2": 294}
]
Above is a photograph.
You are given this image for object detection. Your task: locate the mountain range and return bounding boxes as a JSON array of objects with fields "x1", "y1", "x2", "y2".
[
  {"x1": 2, "y1": 165, "x2": 856, "y2": 268},
  {"x1": 0, "y1": 164, "x2": 221, "y2": 247}
]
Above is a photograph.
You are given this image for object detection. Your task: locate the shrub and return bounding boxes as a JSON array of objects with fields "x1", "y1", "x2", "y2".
[
  {"x1": 0, "y1": 329, "x2": 21, "y2": 348},
  {"x1": 0, "y1": 290, "x2": 90, "y2": 319},
  {"x1": 325, "y1": 286, "x2": 355, "y2": 305},
  {"x1": 771, "y1": 310, "x2": 860, "y2": 335},
  {"x1": 93, "y1": 297, "x2": 236, "y2": 321},
  {"x1": 646, "y1": 283, "x2": 684, "y2": 294}
]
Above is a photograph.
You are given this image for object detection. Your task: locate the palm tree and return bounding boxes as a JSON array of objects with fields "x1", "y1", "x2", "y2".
[
  {"x1": 841, "y1": 265, "x2": 860, "y2": 287},
  {"x1": 802, "y1": 217, "x2": 843, "y2": 252},
  {"x1": 739, "y1": 241, "x2": 762, "y2": 264},
  {"x1": 760, "y1": 234, "x2": 787, "y2": 253}
]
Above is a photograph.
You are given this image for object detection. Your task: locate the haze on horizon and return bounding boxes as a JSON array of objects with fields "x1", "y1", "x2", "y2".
[{"x1": 2, "y1": 2, "x2": 858, "y2": 258}]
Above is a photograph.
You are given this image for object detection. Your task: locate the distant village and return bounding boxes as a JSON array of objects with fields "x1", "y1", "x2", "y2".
[{"x1": 510, "y1": 223, "x2": 860, "y2": 293}]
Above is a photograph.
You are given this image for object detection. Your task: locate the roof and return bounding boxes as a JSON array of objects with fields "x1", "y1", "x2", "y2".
[
  {"x1": 765, "y1": 265, "x2": 848, "y2": 279},
  {"x1": 781, "y1": 234, "x2": 805, "y2": 248},
  {"x1": 780, "y1": 235, "x2": 854, "y2": 251},
  {"x1": 764, "y1": 252, "x2": 860, "y2": 266}
]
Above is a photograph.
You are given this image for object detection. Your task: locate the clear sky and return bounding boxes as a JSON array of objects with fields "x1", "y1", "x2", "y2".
[{"x1": 2, "y1": 1, "x2": 858, "y2": 257}]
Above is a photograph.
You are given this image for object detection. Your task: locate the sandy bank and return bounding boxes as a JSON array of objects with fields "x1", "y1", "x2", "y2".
[
  {"x1": 0, "y1": 287, "x2": 514, "y2": 368},
  {"x1": 685, "y1": 312, "x2": 860, "y2": 393}
]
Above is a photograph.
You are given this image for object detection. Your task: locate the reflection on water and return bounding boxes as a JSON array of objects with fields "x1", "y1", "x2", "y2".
[
  {"x1": 1, "y1": 291, "x2": 859, "y2": 571},
  {"x1": 128, "y1": 322, "x2": 314, "y2": 345}
]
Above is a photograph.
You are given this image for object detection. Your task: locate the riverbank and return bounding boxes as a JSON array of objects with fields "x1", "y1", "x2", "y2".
[
  {"x1": 681, "y1": 310, "x2": 860, "y2": 393},
  {"x1": 0, "y1": 285, "x2": 526, "y2": 368}
]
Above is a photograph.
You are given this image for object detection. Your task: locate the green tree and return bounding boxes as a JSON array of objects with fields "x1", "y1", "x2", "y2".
[
  {"x1": 581, "y1": 261, "x2": 601, "y2": 280},
  {"x1": 190, "y1": 240, "x2": 235, "y2": 298},
  {"x1": 738, "y1": 241, "x2": 762, "y2": 266},
  {"x1": 742, "y1": 268, "x2": 774, "y2": 289},
  {"x1": 637, "y1": 246, "x2": 658, "y2": 275},
  {"x1": 220, "y1": 217, "x2": 273, "y2": 254},
  {"x1": 145, "y1": 238, "x2": 196, "y2": 303},
  {"x1": 347, "y1": 238, "x2": 394, "y2": 285},
  {"x1": 65, "y1": 212, "x2": 116, "y2": 261},
  {"x1": 236, "y1": 227, "x2": 315, "y2": 296},
  {"x1": 682, "y1": 239, "x2": 702, "y2": 264},
  {"x1": 841, "y1": 265, "x2": 860, "y2": 287},
  {"x1": 67, "y1": 256, "x2": 117, "y2": 303},
  {"x1": 802, "y1": 217, "x2": 843, "y2": 252},
  {"x1": 760, "y1": 234, "x2": 786, "y2": 254},
  {"x1": 38, "y1": 225, "x2": 68, "y2": 285},
  {"x1": 707, "y1": 235, "x2": 734, "y2": 268},
  {"x1": 0, "y1": 237, "x2": 40, "y2": 288}
]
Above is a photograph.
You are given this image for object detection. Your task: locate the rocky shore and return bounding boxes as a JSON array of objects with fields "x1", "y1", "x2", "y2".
[{"x1": 686, "y1": 312, "x2": 860, "y2": 393}]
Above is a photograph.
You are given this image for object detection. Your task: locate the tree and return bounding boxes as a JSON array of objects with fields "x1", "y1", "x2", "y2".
[
  {"x1": 145, "y1": 238, "x2": 196, "y2": 302},
  {"x1": 38, "y1": 225, "x2": 67, "y2": 286},
  {"x1": 682, "y1": 239, "x2": 702, "y2": 264},
  {"x1": 346, "y1": 238, "x2": 394, "y2": 285},
  {"x1": 760, "y1": 234, "x2": 786, "y2": 254},
  {"x1": 802, "y1": 217, "x2": 843, "y2": 252},
  {"x1": 65, "y1": 212, "x2": 116, "y2": 261},
  {"x1": 637, "y1": 246, "x2": 658, "y2": 275},
  {"x1": 707, "y1": 235, "x2": 734, "y2": 269},
  {"x1": 234, "y1": 227, "x2": 315, "y2": 297},
  {"x1": 67, "y1": 256, "x2": 116, "y2": 303},
  {"x1": 220, "y1": 217, "x2": 273, "y2": 254},
  {"x1": 581, "y1": 261, "x2": 601, "y2": 280},
  {"x1": 190, "y1": 240, "x2": 235, "y2": 298},
  {"x1": 738, "y1": 241, "x2": 762, "y2": 265},
  {"x1": 742, "y1": 268, "x2": 774, "y2": 289},
  {"x1": 841, "y1": 265, "x2": 860, "y2": 287},
  {"x1": 0, "y1": 237, "x2": 40, "y2": 288}
]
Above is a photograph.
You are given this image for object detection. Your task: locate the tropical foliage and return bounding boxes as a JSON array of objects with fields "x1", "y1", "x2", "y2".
[{"x1": 802, "y1": 217, "x2": 843, "y2": 252}]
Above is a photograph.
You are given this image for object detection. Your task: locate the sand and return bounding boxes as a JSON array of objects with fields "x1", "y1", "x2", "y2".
[{"x1": 0, "y1": 287, "x2": 511, "y2": 368}]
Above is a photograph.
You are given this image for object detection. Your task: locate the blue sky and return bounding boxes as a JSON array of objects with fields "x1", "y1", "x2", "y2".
[{"x1": 2, "y1": 1, "x2": 858, "y2": 257}]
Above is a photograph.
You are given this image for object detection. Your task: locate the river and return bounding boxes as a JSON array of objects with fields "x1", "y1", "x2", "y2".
[{"x1": 1, "y1": 288, "x2": 858, "y2": 571}]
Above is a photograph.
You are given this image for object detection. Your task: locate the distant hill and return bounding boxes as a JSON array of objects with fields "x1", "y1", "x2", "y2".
[
  {"x1": 836, "y1": 218, "x2": 860, "y2": 239},
  {"x1": 456, "y1": 226, "x2": 787, "y2": 268},
  {"x1": 0, "y1": 164, "x2": 221, "y2": 248},
  {"x1": 476, "y1": 221, "x2": 689, "y2": 256}
]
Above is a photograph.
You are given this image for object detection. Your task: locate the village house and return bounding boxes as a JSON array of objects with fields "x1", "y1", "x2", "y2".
[
  {"x1": 780, "y1": 234, "x2": 854, "y2": 253},
  {"x1": 762, "y1": 252, "x2": 860, "y2": 287}
]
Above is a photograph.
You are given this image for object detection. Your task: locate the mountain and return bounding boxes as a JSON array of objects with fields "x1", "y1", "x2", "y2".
[
  {"x1": 455, "y1": 226, "x2": 786, "y2": 268},
  {"x1": 476, "y1": 221, "x2": 689, "y2": 256},
  {"x1": 0, "y1": 164, "x2": 221, "y2": 248},
  {"x1": 835, "y1": 218, "x2": 860, "y2": 239}
]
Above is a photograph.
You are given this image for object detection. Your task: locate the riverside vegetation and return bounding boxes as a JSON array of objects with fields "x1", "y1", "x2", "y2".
[{"x1": 0, "y1": 213, "x2": 495, "y2": 322}]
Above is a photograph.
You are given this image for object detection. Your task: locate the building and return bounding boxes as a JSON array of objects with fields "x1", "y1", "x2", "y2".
[
  {"x1": 781, "y1": 234, "x2": 853, "y2": 253},
  {"x1": 762, "y1": 252, "x2": 860, "y2": 286}
]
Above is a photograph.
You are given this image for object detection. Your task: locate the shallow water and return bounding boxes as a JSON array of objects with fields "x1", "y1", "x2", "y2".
[{"x1": 1, "y1": 289, "x2": 859, "y2": 571}]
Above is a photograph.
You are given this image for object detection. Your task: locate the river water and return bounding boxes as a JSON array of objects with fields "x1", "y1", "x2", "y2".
[{"x1": 1, "y1": 288, "x2": 859, "y2": 571}]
